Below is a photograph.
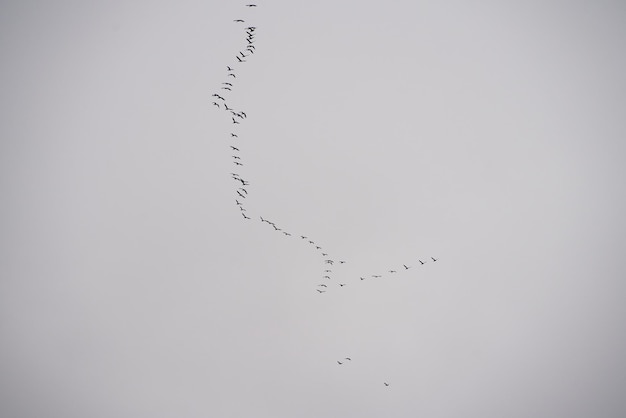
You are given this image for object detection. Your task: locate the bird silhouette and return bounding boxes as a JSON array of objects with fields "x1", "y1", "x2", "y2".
[
  {"x1": 337, "y1": 361, "x2": 343, "y2": 365},
  {"x1": 403, "y1": 264, "x2": 411, "y2": 270},
  {"x1": 230, "y1": 146, "x2": 240, "y2": 151},
  {"x1": 236, "y1": 191, "x2": 245, "y2": 198},
  {"x1": 384, "y1": 382, "x2": 390, "y2": 387},
  {"x1": 234, "y1": 161, "x2": 243, "y2": 166},
  {"x1": 242, "y1": 213, "x2": 250, "y2": 219},
  {"x1": 236, "y1": 56, "x2": 246, "y2": 62},
  {"x1": 234, "y1": 19, "x2": 244, "y2": 22},
  {"x1": 360, "y1": 277, "x2": 365, "y2": 280},
  {"x1": 317, "y1": 289, "x2": 326, "y2": 294},
  {"x1": 345, "y1": 358, "x2": 351, "y2": 361},
  {"x1": 318, "y1": 284, "x2": 327, "y2": 288},
  {"x1": 419, "y1": 260, "x2": 425, "y2": 265},
  {"x1": 389, "y1": 270, "x2": 397, "y2": 273},
  {"x1": 231, "y1": 133, "x2": 238, "y2": 137},
  {"x1": 246, "y1": 4, "x2": 257, "y2": 6},
  {"x1": 339, "y1": 283, "x2": 346, "y2": 287},
  {"x1": 228, "y1": 73, "x2": 236, "y2": 78},
  {"x1": 372, "y1": 275, "x2": 382, "y2": 278},
  {"x1": 212, "y1": 102, "x2": 220, "y2": 108},
  {"x1": 232, "y1": 117, "x2": 240, "y2": 124},
  {"x1": 431, "y1": 257, "x2": 437, "y2": 262}
]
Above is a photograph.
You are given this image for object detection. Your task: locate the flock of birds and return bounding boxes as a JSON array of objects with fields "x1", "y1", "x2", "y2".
[{"x1": 211, "y1": 3, "x2": 438, "y2": 388}]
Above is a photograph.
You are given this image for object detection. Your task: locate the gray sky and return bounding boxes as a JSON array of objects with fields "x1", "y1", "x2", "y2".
[{"x1": 2, "y1": 1, "x2": 626, "y2": 417}]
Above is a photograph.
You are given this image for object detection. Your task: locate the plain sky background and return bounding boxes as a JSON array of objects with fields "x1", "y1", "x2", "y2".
[{"x1": 2, "y1": 1, "x2": 626, "y2": 417}]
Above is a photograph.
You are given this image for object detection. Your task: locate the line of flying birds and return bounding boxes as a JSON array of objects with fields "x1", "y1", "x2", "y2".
[{"x1": 212, "y1": 3, "x2": 440, "y2": 388}]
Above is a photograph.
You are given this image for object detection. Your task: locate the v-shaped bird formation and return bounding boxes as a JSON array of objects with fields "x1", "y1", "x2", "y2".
[{"x1": 211, "y1": 3, "x2": 440, "y2": 388}]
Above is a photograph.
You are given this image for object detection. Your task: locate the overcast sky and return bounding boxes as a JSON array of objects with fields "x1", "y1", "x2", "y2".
[{"x1": 2, "y1": 1, "x2": 626, "y2": 417}]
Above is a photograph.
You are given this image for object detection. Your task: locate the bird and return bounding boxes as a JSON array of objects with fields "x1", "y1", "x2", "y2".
[
  {"x1": 222, "y1": 82, "x2": 232, "y2": 86},
  {"x1": 321, "y1": 253, "x2": 328, "y2": 256},
  {"x1": 212, "y1": 102, "x2": 220, "y2": 108},
  {"x1": 240, "y1": 111, "x2": 247, "y2": 118},
  {"x1": 324, "y1": 270, "x2": 332, "y2": 273},
  {"x1": 230, "y1": 146, "x2": 239, "y2": 151},
  {"x1": 317, "y1": 289, "x2": 326, "y2": 293},
  {"x1": 345, "y1": 358, "x2": 351, "y2": 361},
  {"x1": 337, "y1": 361, "x2": 343, "y2": 365},
  {"x1": 325, "y1": 260, "x2": 334, "y2": 265},
  {"x1": 323, "y1": 276, "x2": 331, "y2": 279},
  {"x1": 239, "y1": 51, "x2": 248, "y2": 58},
  {"x1": 389, "y1": 270, "x2": 397, "y2": 273},
  {"x1": 227, "y1": 66, "x2": 234, "y2": 71},
  {"x1": 316, "y1": 246, "x2": 322, "y2": 250},
  {"x1": 247, "y1": 45, "x2": 255, "y2": 50},
  {"x1": 234, "y1": 161, "x2": 243, "y2": 166},
  {"x1": 360, "y1": 277, "x2": 365, "y2": 280},
  {"x1": 224, "y1": 104, "x2": 233, "y2": 110},
  {"x1": 246, "y1": 4, "x2": 257, "y2": 6},
  {"x1": 300, "y1": 236, "x2": 307, "y2": 239},
  {"x1": 213, "y1": 94, "x2": 225, "y2": 101},
  {"x1": 239, "y1": 207, "x2": 246, "y2": 212},
  {"x1": 235, "y1": 200, "x2": 242, "y2": 206},
  {"x1": 236, "y1": 56, "x2": 246, "y2": 62},
  {"x1": 372, "y1": 275, "x2": 382, "y2": 278},
  {"x1": 242, "y1": 213, "x2": 250, "y2": 219},
  {"x1": 384, "y1": 382, "x2": 390, "y2": 387},
  {"x1": 403, "y1": 264, "x2": 411, "y2": 269},
  {"x1": 234, "y1": 19, "x2": 244, "y2": 22},
  {"x1": 308, "y1": 240, "x2": 315, "y2": 244},
  {"x1": 237, "y1": 191, "x2": 245, "y2": 198},
  {"x1": 419, "y1": 259, "x2": 425, "y2": 265},
  {"x1": 339, "y1": 283, "x2": 346, "y2": 287},
  {"x1": 318, "y1": 284, "x2": 327, "y2": 288},
  {"x1": 339, "y1": 261, "x2": 346, "y2": 264},
  {"x1": 231, "y1": 133, "x2": 238, "y2": 137},
  {"x1": 221, "y1": 86, "x2": 231, "y2": 90},
  {"x1": 283, "y1": 232, "x2": 291, "y2": 236},
  {"x1": 232, "y1": 117, "x2": 240, "y2": 124},
  {"x1": 228, "y1": 73, "x2": 236, "y2": 78},
  {"x1": 238, "y1": 188, "x2": 247, "y2": 195},
  {"x1": 232, "y1": 155, "x2": 241, "y2": 159},
  {"x1": 431, "y1": 257, "x2": 438, "y2": 262}
]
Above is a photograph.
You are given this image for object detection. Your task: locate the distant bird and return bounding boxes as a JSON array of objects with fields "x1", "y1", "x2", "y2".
[
  {"x1": 372, "y1": 275, "x2": 381, "y2": 278},
  {"x1": 247, "y1": 45, "x2": 255, "y2": 50},
  {"x1": 232, "y1": 155, "x2": 241, "y2": 159},
  {"x1": 231, "y1": 133, "x2": 238, "y2": 137},
  {"x1": 283, "y1": 232, "x2": 291, "y2": 236},
  {"x1": 222, "y1": 82, "x2": 233, "y2": 86},
  {"x1": 389, "y1": 270, "x2": 397, "y2": 273},
  {"x1": 224, "y1": 104, "x2": 233, "y2": 110},
  {"x1": 337, "y1": 361, "x2": 343, "y2": 365},
  {"x1": 301, "y1": 236, "x2": 307, "y2": 239},
  {"x1": 384, "y1": 382, "x2": 390, "y2": 387},
  {"x1": 232, "y1": 117, "x2": 240, "y2": 124},
  {"x1": 242, "y1": 213, "x2": 250, "y2": 219},
  {"x1": 360, "y1": 277, "x2": 365, "y2": 280},
  {"x1": 237, "y1": 191, "x2": 245, "y2": 198},
  {"x1": 431, "y1": 257, "x2": 438, "y2": 262},
  {"x1": 260, "y1": 216, "x2": 266, "y2": 222},
  {"x1": 212, "y1": 102, "x2": 220, "y2": 108},
  {"x1": 239, "y1": 51, "x2": 248, "y2": 58},
  {"x1": 345, "y1": 358, "x2": 351, "y2": 361},
  {"x1": 419, "y1": 260, "x2": 425, "y2": 265},
  {"x1": 321, "y1": 253, "x2": 328, "y2": 256},
  {"x1": 325, "y1": 260, "x2": 334, "y2": 265},
  {"x1": 234, "y1": 161, "x2": 243, "y2": 166},
  {"x1": 308, "y1": 240, "x2": 314, "y2": 244},
  {"x1": 228, "y1": 73, "x2": 236, "y2": 78},
  {"x1": 230, "y1": 146, "x2": 239, "y2": 151},
  {"x1": 317, "y1": 289, "x2": 326, "y2": 294},
  {"x1": 227, "y1": 66, "x2": 234, "y2": 71},
  {"x1": 339, "y1": 261, "x2": 346, "y2": 264},
  {"x1": 339, "y1": 283, "x2": 346, "y2": 287},
  {"x1": 238, "y1": 188, "x2": 247, "y2": 195},
  {"x1": 323, "y1": 276, "x2": 331, "y2": 279},
  {"x1": 316, "y1": 246, "x2": 322, "y2": 250},
  {"x1": 246, "y1": 39, "x2": 254, "y2": 44},
  {"x1": 324, "y1": 270, "x2": 332, "y2": 273},
  {"x1": 403, "y1": 264, "x2": 411, "y2": 270},
  {"x1": 240, "y1": 111, "x2": 247, "y2": 118},
  {"x1": 236, "y1": 56, "x2": 246, "y2": 62},
  {"x1": 239, "y1": 207, "x2": 246, "y2": 212},
  {"x1": 318, "y1": 284, "x2": 327, "y2": 288},
  {"x1": 234, "y1": 19, "x2": 244, "y2": 22},
  {"x1": 246, "y1": 4, "x2": 257, "y2": 6},
  {"x1": 246, "y1": 26, "x2": 256, "y2": 30},
  {"x1": 236, "y1": 200, "x2": 242, "y2": 206},
  {"x1": 221, "y1": 86, "x2": 231, "y2": 90},
  {"x1": 213, "y1": 94, "x2": 225, "y2": 101}
]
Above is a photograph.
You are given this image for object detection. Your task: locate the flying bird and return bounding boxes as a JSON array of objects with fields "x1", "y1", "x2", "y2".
[
  {"x1": 234, "y1": 19, "x2": 244, "y2": 22},
  {"x1": 403, "y1": 264, "x2": 411, "y2": 269},
  {"x1": 224, "y1": 104, "x2": 233, "y2": 110},
  {"x1": 246, "y1": 4, "x2": 257, "y2": 6},
  {"x1": 228, "y1": 73, "x2": 236, "y2": 78},
  {"x1": 237, "y1": 191, "x2": 245, "y2": 198},
  {"x1": 339, "y1": 261, "x2": 346, "y2": 264},
  {"x1": 230, "y1": 146, "x2": 239, "y2": 151},
  {"x1": 242, "y1": 213, "x2": 250, "y2": 219},
  {"x1": 221, "y1": 87, "x2": 231, "y2": 90},
  {"x1": 372, "y1": 275, "x2": 382, "y2": 278},
  {"x1": 238, "y1": 188, "x2": 247, "y2": 195},
  {"x1": 232, "y1": 117, "x2": 240, "y2": 124},
  {"x1": 301, "y1": 236, "x2": 307, "y2": 239},
  {"x1": 360, "y1": 277, "x2": 365, "y2": 280},
  {"x1": 227, "y1": 66, "x2": 234, "y2": 71},
  {"x1": 213, "y1": 94, "x2": 225, "y2": 100},
  {"x1": 321, "y1": 253, "x2": 328, "y2": 256},
  {"x1": 431, "y1": 257, "x2": 438, "y2": 262},
  {"x1": 222, "y1": 82, "x2": 232, "y2": 86},
  {"x1": 231, "y1": 133, "x2": 238, "y2": 137},
  {"x1": 323, "y1": 276, "x2": 331, "y2": 279},
  {"x1": 389, "y1": 270, "x2": 397, "y2": 273},
  {"x1": 212, "y1": 102, "x2": 220, "y2": 108},
  {"x1": 345, "y1": 358, "x2": 351, "y2": 361},
  {"x1": 318, "y1": 284, "x2": 327, "y2": 288},
  {"x1": 236, "y1": 56, "x2": 246, "y2": 62},
  {"x1": 339, "y1": 283, "x2": 346, "y2": 287},
  {"x1": 384, "y1": 382, "x2": 390, "y2": 387},
  {"x1": 317, "y1": 289, "x2": 326, "y2": 294},
  {"x1": 337, "y1": 361, "x2": 343, "y2": 365},
  {"x1": 235, "y1": 200, "x2": 242, "y2": 206},
  {"x1": 234, "y1": 161, "x2": 243, "y2": 166}
]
